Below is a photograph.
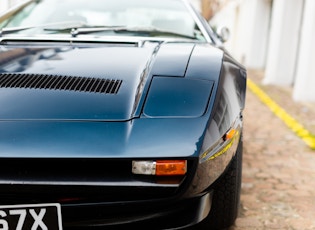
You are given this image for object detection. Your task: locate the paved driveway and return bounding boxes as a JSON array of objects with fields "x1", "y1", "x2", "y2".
[{"x1": 230, "y1": 85, "x2": 315, "y2": 230}]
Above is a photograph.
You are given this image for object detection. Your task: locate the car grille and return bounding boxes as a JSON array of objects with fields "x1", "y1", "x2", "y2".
[
  {"x1": 0, "y1": 73, "x2": 122, "y2": 94},
  {"x1": 0, "y1": 158, "x2": 190, "y2": 205}
]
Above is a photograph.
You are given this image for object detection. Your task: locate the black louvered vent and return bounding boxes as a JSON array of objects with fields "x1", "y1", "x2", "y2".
[{"x1": 0, "y1": 73, "x2": 122, "y2": 94}]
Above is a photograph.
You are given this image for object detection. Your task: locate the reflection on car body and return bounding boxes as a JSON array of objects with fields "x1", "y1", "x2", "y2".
[{"x1": 0, "y1": 0, "x2": 246, "y2": 229}]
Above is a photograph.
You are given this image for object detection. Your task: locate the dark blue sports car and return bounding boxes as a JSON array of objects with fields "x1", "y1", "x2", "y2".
[{"x1": 0, "y1": 0, "x2": 246, "y2": 229}]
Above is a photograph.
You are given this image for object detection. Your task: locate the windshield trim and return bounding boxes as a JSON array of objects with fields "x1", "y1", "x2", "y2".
[
  {"x1": 182, "y1": 0, "x2": 212, "y2": 43},
  {"x1": 0, "y1": 0, "x2": 34, "y2": 22},
  {"x1": 0, "y1": 34, "x2": 206, "y2": 47}
]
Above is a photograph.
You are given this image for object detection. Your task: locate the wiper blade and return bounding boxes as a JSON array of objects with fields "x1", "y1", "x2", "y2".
[
  {"x1": 0, "y1": 21, "x2": 87, "y2": 37},
  {"x1": 42, "y1": 25, "x2": 128, "y2": 37},
  {"x1": 70, "y1": 26, "x2": 197, "y2": 39},
  {"x1": 0, "y1": 26, "x2": 34, "y2": 36},
  {"x1": 0, "y1": 23, "x2": 198, "y2": 40},
  {"x1": 117, "y1": 27, "x2": 197, "y2": 39}
]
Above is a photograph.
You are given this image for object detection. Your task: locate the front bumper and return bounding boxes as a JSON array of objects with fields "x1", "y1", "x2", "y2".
[{"x1": 62, "y1": 192, "x2": 213, "y2": 230}]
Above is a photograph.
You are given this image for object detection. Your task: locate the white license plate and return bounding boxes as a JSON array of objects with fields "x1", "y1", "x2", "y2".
[{"x1": 0, "y1": 203, "x2": 62, "y2": 230}]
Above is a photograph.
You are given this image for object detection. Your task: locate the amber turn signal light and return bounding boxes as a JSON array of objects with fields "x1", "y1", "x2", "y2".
[
  {"x1": 156, "y1": 160, "x2": 187, "y2": 176},
  {"x1": 132, "y1": 160, "x2": 187, "y2": 176}
]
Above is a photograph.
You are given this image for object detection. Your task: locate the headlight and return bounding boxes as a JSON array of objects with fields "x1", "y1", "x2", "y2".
[{"x1": 143, "y1": 77, "x2": 214, "y2": 118}]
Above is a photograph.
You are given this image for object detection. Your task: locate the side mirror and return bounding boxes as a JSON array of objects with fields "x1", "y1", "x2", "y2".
[{"x1": 216, "y1": 26, "x2": 230, "y2": 43}]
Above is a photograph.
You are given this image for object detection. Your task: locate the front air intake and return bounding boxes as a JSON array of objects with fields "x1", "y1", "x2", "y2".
[{"x1": 0, "y1": 73, "x2": 122, "y2": 94}]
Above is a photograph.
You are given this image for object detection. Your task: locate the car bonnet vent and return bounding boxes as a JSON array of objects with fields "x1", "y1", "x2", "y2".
[{"x1": 0, "y1": 73, "x2": 122, "y2": 94}]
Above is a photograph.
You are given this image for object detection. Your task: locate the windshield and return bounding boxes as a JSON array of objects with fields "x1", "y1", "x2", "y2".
[{"x1": 0, "y1": 0, "x2": 207, "y2": 41}]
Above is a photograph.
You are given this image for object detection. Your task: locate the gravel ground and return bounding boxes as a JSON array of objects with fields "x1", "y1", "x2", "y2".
[{"x1": 229, "y1": 70, "x2": 315, "y2": 230}]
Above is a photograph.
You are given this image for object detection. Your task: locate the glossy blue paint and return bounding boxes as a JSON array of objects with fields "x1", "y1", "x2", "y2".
[
  {"x1": 0, "y1": 41, "x2": 223, "y2": 158},
  {"x1": 143, "y1": 77, "x2": 213, "y2": 118},
  {"x1": 0, "y1": 117, "x2": 209, "y2": 158},
  {"x1": 185, "y1": 44, "x2": 223, "y2": 81},
  {"x1": 150, "y1": 43, "x2": 194, "y2": 77},
  {"x1": 0, "y1": 42, "x2": 199, "y2": 120}
]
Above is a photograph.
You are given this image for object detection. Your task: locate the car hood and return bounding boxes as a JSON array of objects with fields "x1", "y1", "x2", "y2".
[
  {"x1": 0, "y1": 40, "x2": 202, "y2": 121},
  {"x1": 0, "y1": 39, "x2": 224, "y2": 158}
]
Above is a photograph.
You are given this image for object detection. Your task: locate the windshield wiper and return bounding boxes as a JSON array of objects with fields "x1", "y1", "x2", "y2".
[
  {"x1": 0, "y1": 23, "x2": 198, "y2": 40},
  {"x1": 0, "y1": 21, "x2": 87, "y2": 37},
  {"x1": 51, "y1": 26, "x2": 127, "y2": 37},
  {"x1": 0, "y1": 26, "x2": 34, "y2": 36},
  {"x1": 69, "y1": 26, "x2": 197, "y2": 40}
]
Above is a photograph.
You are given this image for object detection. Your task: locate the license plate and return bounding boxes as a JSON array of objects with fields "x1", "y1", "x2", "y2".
[{"x1": 0, "y1": 203, "x2": 62, "y2": 230}]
